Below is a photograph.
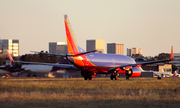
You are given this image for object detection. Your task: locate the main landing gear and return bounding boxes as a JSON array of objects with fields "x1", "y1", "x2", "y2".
[
  {"x1": 27, "y1": 74, "x2": 37, "y2": 78},
  {"x1": 126, "y1": 76, "x2": 129, "y2": 80},
  {"x1": 110, "y1": 71, "x2": 119, "y2": 80},
  {"x1": 125, "y1": 69, "x2": 133, "y2": 80},
  {"x1": 84, "y1": 75, "x2": 92, "y2": 80},
  {"x1": 81, "y1": 71, "x2": 92, "y2": 80},
  {"x1": 110, "y1": 74, "x2": 119, "y2": 80}
]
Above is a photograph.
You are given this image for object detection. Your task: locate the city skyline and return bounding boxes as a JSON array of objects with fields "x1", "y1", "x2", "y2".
[{"x1": 0, "y1": 0, "x2": 179, "y2": 56}]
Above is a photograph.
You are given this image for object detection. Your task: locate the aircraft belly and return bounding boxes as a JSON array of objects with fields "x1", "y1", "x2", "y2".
[{"x1": 22, "y1": 65, "x2": 52, "y2": 73}]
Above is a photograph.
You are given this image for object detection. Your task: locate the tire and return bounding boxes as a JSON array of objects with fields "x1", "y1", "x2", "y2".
[
  {"x1": 115, "y1": 75, "x2": 118, "y2": 80},
  {"x1": 157, "y1": 77, "x2": 161, "y2": 80},
  {"x1": 88, "y1": 76, "x2": 92, "y2": 80},
  {"x1": 33, "y1": 74, "x2": 37, "y2": 78},
  {"x1": 84, "y1": 77, "x2": 88, "y2": 80},
  {"x1": 110, "y1": 75, "x2": 114, "y2": 80}
]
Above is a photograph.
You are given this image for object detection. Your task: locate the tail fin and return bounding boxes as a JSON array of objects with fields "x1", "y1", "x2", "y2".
[
  {"x1": 64, "y1": 15, "x2": 85, "y2": 55},
  {"x1": 173, "y1": 70, "x2": 179, "y2": 79},
  {"x1": 173, "y1": 71, "x2": 178, "y2": 79},
  {"x1": 6, "y1": 49, "x2": 14, "y2": 62},
  {"x1": 170, "y1": 46, "x2": 173, "y2": 60},
  {"x1": 6, "y1": 49, "x2": 23, "y2": 69}
]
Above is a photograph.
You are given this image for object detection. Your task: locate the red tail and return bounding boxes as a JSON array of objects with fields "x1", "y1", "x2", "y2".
[
  {"x1": 64, "y1": 15, "x2": 85, "y2": 55},
  {"x1": 170, "y1": 46, "x2": 173, "y2": 60},
  {"x1": 6, "y1": 49, "x2": 14, "y2": 62}
]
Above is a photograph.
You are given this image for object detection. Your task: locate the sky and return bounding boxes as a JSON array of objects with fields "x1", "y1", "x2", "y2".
[{"x1": 0, "y1": 0, "x2": 179, "y2": 56}]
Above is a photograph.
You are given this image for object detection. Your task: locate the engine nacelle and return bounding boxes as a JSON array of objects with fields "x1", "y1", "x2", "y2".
[{"x1": 125, "y1": 67, "x2": 141, "y2": 77}]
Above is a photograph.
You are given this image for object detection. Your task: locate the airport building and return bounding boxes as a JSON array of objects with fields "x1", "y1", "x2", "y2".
[
  {"x1": 170, "y1": 53, "x2": 180, "y2": 69},
  {"x1": 107, "y1": 43, "x2": 124, "y2": 55},
  {"x1": 127, "y1": 48, "x2": 142, "y2": 56},
  {"x1": 86, "y1": 39, "x2": 105, "y2": 53},
  {"x1": 0, "y1": 39, "x2": 19, "y2": 57},
  {"x1": 49, "y1": 42, "x2": 68, "y2": 54}
]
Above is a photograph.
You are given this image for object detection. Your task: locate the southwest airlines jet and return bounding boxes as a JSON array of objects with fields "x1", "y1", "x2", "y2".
[{"x1": 7, "y1": 15, "x2": 173, "y2": 80}]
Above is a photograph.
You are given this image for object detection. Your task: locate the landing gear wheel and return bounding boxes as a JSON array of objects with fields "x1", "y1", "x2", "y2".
[
  {"x1": 27, "y1": 74, "x2": 31, "y2": 77},
  {"x1": 126, "y1": 76, "x2": 129, "y2": 80},
  {"x1": 157, "y1": 76, "x2": 161, "y2": 79},
  {"x1": 88, "y1": 76, "x2": 92, "y2": 80},
  {"x1": 110, "y1": 75, "x2": 114, "y2": 80},
  {"x1": 33, "y1": 74, "x2": 37, "y2": 78},
  {"x1": 84, "y1": 75, "x2": 92, "y2": 80},
  {"x1": 84, "y1": 77, "x2": 88, "y2": 80},
  {"x1": 115, "y1": 75, "x2": 118, "y2": 80},
  {"x1": 110, "y1": 75, "x2": 118, "y2": 80}
]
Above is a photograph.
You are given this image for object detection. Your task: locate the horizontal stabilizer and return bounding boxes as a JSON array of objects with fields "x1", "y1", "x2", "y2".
[
  {"x1": 67, "y1": 50, "x2": 97, "y2": 57},
  {"x1": 30, "y1": 50, "x2": 97, "y2": 57},
  {"x1": 30, "y1": 51, "x2": 66, "y2": 56}
]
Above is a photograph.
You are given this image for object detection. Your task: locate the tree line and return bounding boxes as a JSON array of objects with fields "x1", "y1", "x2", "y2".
[{"x1": 0, "y1": 51, "x2": 63, "y2": 66}]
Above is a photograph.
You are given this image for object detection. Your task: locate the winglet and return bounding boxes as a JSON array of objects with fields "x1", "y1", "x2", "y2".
[
  {"x1": 170, "y1": 46, "x2": 173, "y2": 60},
  {"x1": 6, "y1": 49, "x2": 14, "y2": 62}
]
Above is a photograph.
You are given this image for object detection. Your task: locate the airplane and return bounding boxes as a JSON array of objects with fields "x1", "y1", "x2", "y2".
[
  {"x1": 4, "y1": 53, "x2": 75, "y2": 78},
  {"x1": 6, "y1": 14, "x2": 174, "y2": 80},
  {"x1": 173, "y1": 70, "x2": 179, "y2": 79},
  {"x1": 20, "y1": 56, "x2": 75, "y2": 77},
  {"x1": 153, "y1": 70, "x2": 179, "y2": 79}
]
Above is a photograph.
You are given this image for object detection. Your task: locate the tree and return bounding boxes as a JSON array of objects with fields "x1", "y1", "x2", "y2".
[
  {"x1": 132, "y1": 54, "x2": 143, "y2": 58},
  {"x1": 156, "y1": 53, "x2": 170, "y2": 60},
  {"x1": 172, "y1": 64, "x2": 178, "y2": 73}
]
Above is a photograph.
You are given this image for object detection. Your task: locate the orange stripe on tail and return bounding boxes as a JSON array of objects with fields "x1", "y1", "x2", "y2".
[{"x1": 64, "y1": 15, "x2": 79, "y2": 55}]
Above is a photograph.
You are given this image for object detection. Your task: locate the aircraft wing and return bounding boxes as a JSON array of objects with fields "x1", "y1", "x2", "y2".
[
  {"x1": 6, "y1": 49, "x2": 76, "y2": 69},
  {"x1": 14, "y1": 61, "x2": 76, "y2": 68},
  {"x1": 30, "y1": 51, "x2": 66, "y2": 56},
  {"x1": 7, "y1": 49, "x2": 97, "y2": 69},
  {"x1": 107, "y1": 58, "x2": 172, "y2": 72},
  {"x1": 107, "y1": 47, "x2": 173, "y2": 72},
  {"x1": 30, "y1": 50, "x2": 97, "y2": 57}
]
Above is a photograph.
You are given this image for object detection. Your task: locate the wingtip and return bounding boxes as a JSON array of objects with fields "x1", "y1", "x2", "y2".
[{"x1": 64, "y1": 14, "x2": 68, "y2": 18}]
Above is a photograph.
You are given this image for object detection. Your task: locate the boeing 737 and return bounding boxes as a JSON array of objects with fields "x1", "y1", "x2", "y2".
[
  {"x1": 3, "y1": 54, "x2": 74, "y2": 78},
  {"x1": 6, "y1": 14, "x2": 174, "y2": 80}
]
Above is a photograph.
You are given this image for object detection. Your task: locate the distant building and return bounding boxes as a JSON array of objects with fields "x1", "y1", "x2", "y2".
[
  {"x1": 107, "y1": 43, "x2": 124, "y2": 55},
  {"x1": 86, "y1": 40, "x2": 104, "y2": 53},
  {"x1": 0, "y1": 39, "x2": 19, "y2": 57},
  {"x1": 49, "y1": 42, "x2": 67, "y2": 54},
  {"x1": 136, "y1": 59, "x2": 172, "y2": 73},
  {"x1": 127, "y1": 48, "x2": 142, "y2": 56}
]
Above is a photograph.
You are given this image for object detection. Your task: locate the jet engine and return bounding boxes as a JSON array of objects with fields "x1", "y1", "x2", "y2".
[{"x1": 125, "y1": 67, "x2": 141, "y2": 78}]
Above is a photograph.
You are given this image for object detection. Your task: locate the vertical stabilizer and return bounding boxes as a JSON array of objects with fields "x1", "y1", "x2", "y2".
[
  {"x1": 64, "y1": 15, "x2": 85, "y2": 55},
  {"x1": 6, "y1": 49, "x2": 14, "y2": 62}
]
